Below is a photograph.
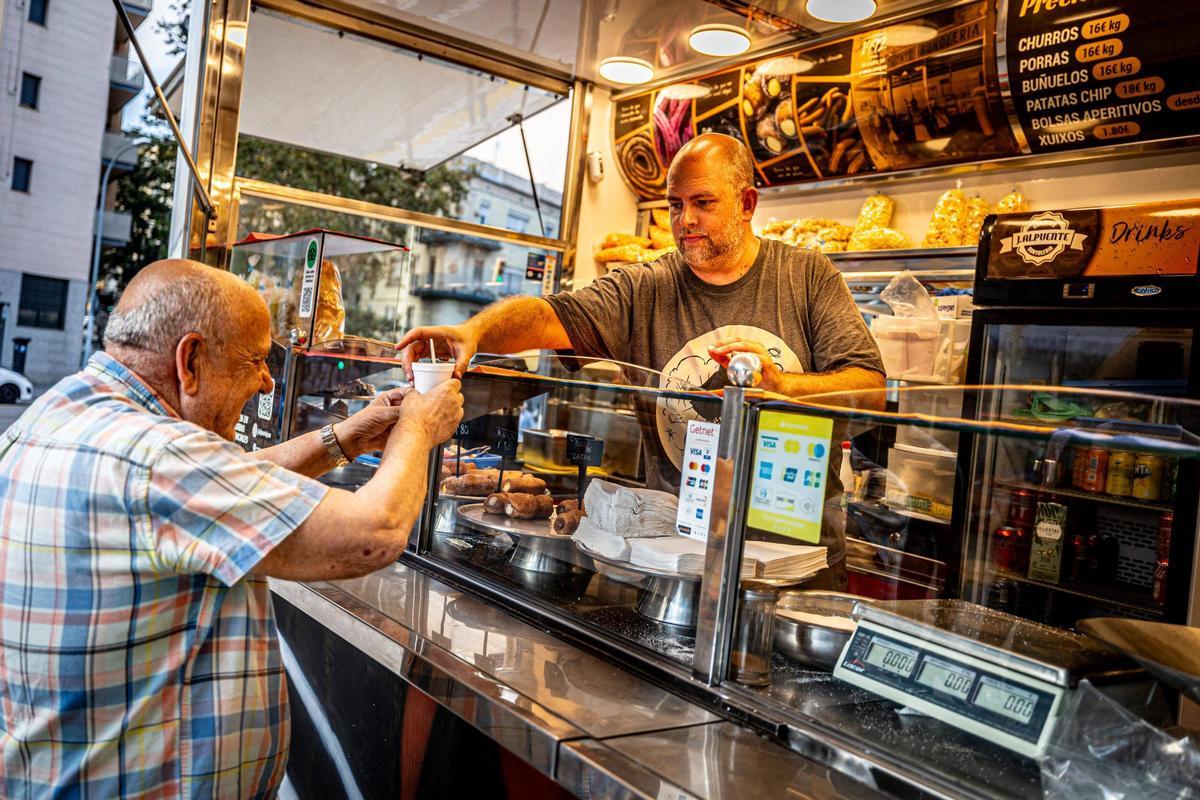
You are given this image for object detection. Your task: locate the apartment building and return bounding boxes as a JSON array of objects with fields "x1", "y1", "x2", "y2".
[
  {"x1": 403, "y1": 155, "x2": 563, "y2": 330},
  {"x1": 0, "y1": 0, "x2": 149, "y2": 389}
]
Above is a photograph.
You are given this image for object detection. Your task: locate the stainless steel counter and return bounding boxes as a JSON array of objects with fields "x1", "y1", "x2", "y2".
[{"x1": 270, "y1": 562, "x2": 886, "y2": 799}]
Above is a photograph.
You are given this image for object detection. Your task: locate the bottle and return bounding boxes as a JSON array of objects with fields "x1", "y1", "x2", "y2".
[
  {"x1": 1153, "y1": 511, "x2": 1173, "y2": 605},
  {"x1": 1028, "y1": 466, "x2": 1068, "y2": 583},
  {"x1": 1068, "y1": 533, "x2": 1090, "y2": 582},
  {"x1": 838, "y1": 441, "x2": 854, "y2": 509}
]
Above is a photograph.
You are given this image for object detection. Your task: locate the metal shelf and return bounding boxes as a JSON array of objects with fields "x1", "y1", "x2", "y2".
[
  {"x1": 994, "y1": 479, "x2": 1174, "y2": 513},
  {"x1": 830, "y1": 247, "x2": 977, "y2": 280},
  {"x1": 994, "y1": 569, "x2": 1163, "y2": 616}
]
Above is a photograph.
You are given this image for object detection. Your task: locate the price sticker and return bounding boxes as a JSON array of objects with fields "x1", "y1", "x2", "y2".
[
  {"x1": 566, "y1": 434, "x2": 604, "y2": 467},
  {"x1": 456, "y1": 418, "x2": 487, "y2": 443},
  {"x1": 494, "y1": 427, "x2": 519, "y2": 459}
]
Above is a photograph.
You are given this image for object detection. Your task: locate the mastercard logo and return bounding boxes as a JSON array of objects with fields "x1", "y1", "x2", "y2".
[{"x1": 689, "y1": 461, "x2": 699, "y2": 471}]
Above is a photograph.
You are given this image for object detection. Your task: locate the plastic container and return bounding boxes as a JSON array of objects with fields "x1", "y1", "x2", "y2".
[
  {"x1": 895, "y1": 390, "x2": 963, "y2": 452},
  {"x1": 884, "y1": 443, "x2": 957, "y2": 520},
  {"x1": 871, "y1": 316, "x2": 970, "y2": 384}
]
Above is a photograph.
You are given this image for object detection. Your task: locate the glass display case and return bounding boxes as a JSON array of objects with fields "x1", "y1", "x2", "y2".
[
  {"x1": 418, "y1": 354, "x2": 724, "y2": 674},
  {"x1": 243, "y1": 334, "x2": 1200, "y2": 796},
  {"x1": 227, "y1": 229, "x2": 410, "y2": 454},
  {"x1": 721, "y1": 386, "x2": 1200, "y2": 798}
]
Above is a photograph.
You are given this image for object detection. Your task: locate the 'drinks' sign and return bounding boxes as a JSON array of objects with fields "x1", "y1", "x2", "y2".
[{"x1": 1000, "y1": 0, "x2": 1200, "y2": 153}]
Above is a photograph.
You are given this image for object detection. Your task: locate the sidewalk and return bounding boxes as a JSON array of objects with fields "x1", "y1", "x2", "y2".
[{"x1": 0, "y1": 403, "x2": 30, "y2": 432}]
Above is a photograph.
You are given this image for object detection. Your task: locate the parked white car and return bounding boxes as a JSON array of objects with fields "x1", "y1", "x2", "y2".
[{"x1": 0, "y1": 367, "x2": 34, "y2": 404}]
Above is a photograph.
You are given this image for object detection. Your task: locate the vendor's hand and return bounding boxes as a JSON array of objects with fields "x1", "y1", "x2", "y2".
[
  {"x1": 332, "y1": 388, "x2": 411, "y2": 459},
  {"x1": 396, "y1": 325, "x2": 478, "y2": 381},
  {"x1": 708, "y1": 340, "x2": 783, "y2": 393},
  {"x1": 391, "y1": 379, "x2": 464, "y2": 451}
]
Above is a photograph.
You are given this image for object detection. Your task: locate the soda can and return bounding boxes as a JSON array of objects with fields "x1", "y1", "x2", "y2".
[
  {"x1": 1007, "y1": 488, "x2": 1037, "y2": 528},
  {"x1": 1105, "y1": 451, "x2": 1135, "y2": 497},
  {"x1": 1081, "y1": 448, "x2": 1109, "y2": 493},
  {"x1": 1132, "y1": 454, "x2": 1164, "y2": 501},
  {"x1": 1071, "y1": 448, "x2": 1088, "y2": 489},
  {"x1": 992, "y1": 526, "x2": 1018, "y2": 572}
]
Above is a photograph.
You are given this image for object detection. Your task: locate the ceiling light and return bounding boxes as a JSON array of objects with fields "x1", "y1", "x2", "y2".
[
  {"x1": 599, "y1": 56, "x2": 654, "y2": 85},
  {"x1": 807, "y1": 0, "x2": 877, "y2": 24},
  {"x1": 878, "y1": 22, "x2": 939, "y2": 46},
  {"x1": 758, "y1": 55, "x2": 815, "y2": 76},
  {"x1": 688, "y1": 24, "x2": 752, "y2": 57},
  {"x1": 659, "y1": 83, "x2": 712, "y2": 100}
]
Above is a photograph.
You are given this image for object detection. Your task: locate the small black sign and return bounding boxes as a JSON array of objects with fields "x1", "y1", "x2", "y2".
[
  {"x1": 494, "y1": 427, "x2": 519, "y2": 459},
  {"x1": 456, "y1": 418, "x2": 487, "y2": 443},
  {"x1": 566, "y1": 434, "x2": 604, "y2": 467}
]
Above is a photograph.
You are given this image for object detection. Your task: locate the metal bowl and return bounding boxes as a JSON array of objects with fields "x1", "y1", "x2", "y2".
[{"x1": 774, "y1": 591, "x2": 874, "y2": 671}]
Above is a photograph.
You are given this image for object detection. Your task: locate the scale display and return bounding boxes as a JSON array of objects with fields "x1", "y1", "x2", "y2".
[{"x1": 835, "y1": 620, "x2": 1062, "y2": 757}]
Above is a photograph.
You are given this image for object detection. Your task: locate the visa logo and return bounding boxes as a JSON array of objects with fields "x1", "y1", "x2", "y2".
[{"x1": 689, "y1": 447, "x2": 706, "y2": 456}]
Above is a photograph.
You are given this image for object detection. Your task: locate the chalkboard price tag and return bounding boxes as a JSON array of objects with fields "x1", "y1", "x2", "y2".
[
  {"x1": 494, "y1": 427, "x2": 519, "y2": 459},
  {"x1": 566, "y1": 434, "x2": 604, "y2": 467}
]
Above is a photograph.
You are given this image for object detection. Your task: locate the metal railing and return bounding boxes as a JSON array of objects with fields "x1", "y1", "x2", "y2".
[
  {"x1": 109, "y1": 54, "x2": 145, "y2": 90},
  {"x1": 100, "y1": 131, "x2": 139, "y2": 170},
  {"x1": 97, "y1": 210, "x2": 133, "y2": 244}
]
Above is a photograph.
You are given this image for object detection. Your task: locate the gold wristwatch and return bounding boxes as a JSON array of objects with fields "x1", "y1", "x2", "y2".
[{"x1": 320, "y1": 424, "x2": 350, "y2": 467}]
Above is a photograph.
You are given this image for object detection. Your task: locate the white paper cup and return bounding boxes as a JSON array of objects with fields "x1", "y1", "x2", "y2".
[{"x1": 411, "y1": 362, "x2": 455, "y2": 394}]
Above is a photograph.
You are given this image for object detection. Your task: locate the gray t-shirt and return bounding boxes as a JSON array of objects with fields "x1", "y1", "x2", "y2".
[{"x1": 545, "y1": 238, "x2": 883, "y2": 564}]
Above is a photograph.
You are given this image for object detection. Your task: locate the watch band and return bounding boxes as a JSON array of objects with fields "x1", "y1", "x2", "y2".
[{"x1": 320, "y1": 424, "x2": 350, "y2": 467}]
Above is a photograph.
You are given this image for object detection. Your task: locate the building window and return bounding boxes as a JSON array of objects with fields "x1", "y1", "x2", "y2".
[
  {"x1": 18, "y1": 274, "x2": 69, "y2": 329},
  {"x1": 28, "y1": 0, "x2": 48, "y2": 25},
  {"x1": 20, "y1": 74, "x2": 41, "y2": 109},
  {"x1": 475, "y1": 198, "x2": 491, "y2": 225},
  {"x1": 11, "y1": 157, "x2": 33, "y2": 192},
  {"x1": 506, "y1": 210, "x2": 530, "y2": 233}
]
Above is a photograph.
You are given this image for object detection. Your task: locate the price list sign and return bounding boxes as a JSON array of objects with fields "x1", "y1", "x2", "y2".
[{"x1": 1002, "y1": 1, "x2": 1200, "y2": 153}]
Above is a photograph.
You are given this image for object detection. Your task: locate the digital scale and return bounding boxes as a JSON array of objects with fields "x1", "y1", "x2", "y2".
[{"x1": 833, "y1": 600, "x2": 1145, "y2": 758}]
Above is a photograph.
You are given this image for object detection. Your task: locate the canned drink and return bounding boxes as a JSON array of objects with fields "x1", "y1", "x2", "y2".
[
  {"x1": 1163, "y1": 459, "x2": 1178, "y2": 503},
  {"x1": 1071, "y1": 448, "x2": 1088, "y2": 489},
  {"x1": 1157, "y1": 511, "x2": 1174, "y2": 559},
  {"x1": 1106, "y1": 451, "x2": 1135, "y2": 497},
  {"x1": 1007, "y1": 488, "x2": 1037, "y2": 528},
  {"x1": 1081, "y1": 448, "x2": 1109, "y2": 493},
  {"x1": 1132, "y1": 453, "x2": 1164, "y2": 501},
  {"x1": 992, "y1": 526, "x2": 1018, "y2": 572}
]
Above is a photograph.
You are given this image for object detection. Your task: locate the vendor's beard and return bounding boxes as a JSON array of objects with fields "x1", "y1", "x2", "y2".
[{"x1": 678, "y1": 215, "x2": 748, "y2": 273}]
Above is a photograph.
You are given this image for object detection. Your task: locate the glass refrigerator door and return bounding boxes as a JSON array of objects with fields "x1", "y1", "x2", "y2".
[{"x1": 961, "y1": 322, "x2": 1196, "y2": 629}]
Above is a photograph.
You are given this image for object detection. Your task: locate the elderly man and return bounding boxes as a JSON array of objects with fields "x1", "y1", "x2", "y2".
[
  {"x1": 0, "y1": 260, "x2": 462, "y2": 797},
  {"x1": 397, "y1": 133, "x2": 883, "y2": 584}
]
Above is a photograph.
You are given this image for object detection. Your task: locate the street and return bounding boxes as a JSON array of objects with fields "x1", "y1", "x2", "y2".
[{"x1": 0, "y1": 402, "x2": 30, "y2": 432}]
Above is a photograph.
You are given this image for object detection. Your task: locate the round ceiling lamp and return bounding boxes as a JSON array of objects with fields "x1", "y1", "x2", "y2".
[
  {"x1": 757, "y1": 55, "x2": 815, "y2": 76},
  {"x1": 688, "y1": 24, "x2": 752, "y2": 57},
  {"x1": 879, "y1": 22, "x2": 939, "y2": 46},
  {"x1": 659, "y1": 83, "x2": 713, "y2": 100},
  {"x1": 599, "y1": 56, "x2": 655, "y2": 85},
  {"x1": 806, "y1": 0, "x2": 877, "y2": 24}
]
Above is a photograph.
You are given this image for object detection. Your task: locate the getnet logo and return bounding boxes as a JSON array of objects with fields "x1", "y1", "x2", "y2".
[{"x1": 999, "y1": 211, "x2": 1088, "y2": 266}]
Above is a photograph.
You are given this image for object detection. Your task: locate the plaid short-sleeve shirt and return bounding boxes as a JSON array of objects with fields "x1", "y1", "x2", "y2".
[{"x1": 0, "y1": 352, "x2": 328, "y2": 798}]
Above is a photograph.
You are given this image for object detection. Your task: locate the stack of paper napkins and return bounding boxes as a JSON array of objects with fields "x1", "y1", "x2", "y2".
[
  {"x1": 743, "y1": 541, "x2": 827, "y2": 578},
  {"x1": 584, "y1": 480, "x2": 678, "y2": 535},
  {"x1": 628, "y1": 537, "x2": 757, "y2": 578},
  {"x1": 571, "y1": 480, "x2": 678, "y2": 559},
  {"x1": 572, "y1": 517, "x2": 631, "y2": 560}
]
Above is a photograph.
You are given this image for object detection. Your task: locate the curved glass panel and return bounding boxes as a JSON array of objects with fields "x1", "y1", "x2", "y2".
[{"x1": 727, "y1": 385, "x2": 1200, "y2": 798}]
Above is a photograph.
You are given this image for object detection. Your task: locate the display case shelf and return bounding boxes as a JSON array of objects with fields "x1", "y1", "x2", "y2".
[
  {"x1": 994, "y1": 569, "x2": 1164, "y2": 616},
  {"x1": 994, "y1": 479, "x2": 1174, "y2": 514}
]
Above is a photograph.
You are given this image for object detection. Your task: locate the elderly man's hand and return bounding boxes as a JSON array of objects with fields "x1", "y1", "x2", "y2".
[
  {"x1": 708, "y1": 339, "x2": 784, "y2": 393},
  {"x1": 334, "y1": 388, "x2": 411, "y2": 458},
  {"x1": 393, "y1": 379, "x2": 465, "y2": 450}
]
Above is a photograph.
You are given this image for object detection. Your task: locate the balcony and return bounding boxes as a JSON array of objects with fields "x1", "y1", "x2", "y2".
[
  {"x1": 120, "y1": 0, "x2": 154, "y2": 26},
  {"x1": 97, "y1": 209, "x2": 133, "y2": 247},
  {"x1": 101, "y1": 131, "x2": 140, "y2": 176},
  {"x1": 108, "y1": 54, "x2": 145, "y2": 114}
]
